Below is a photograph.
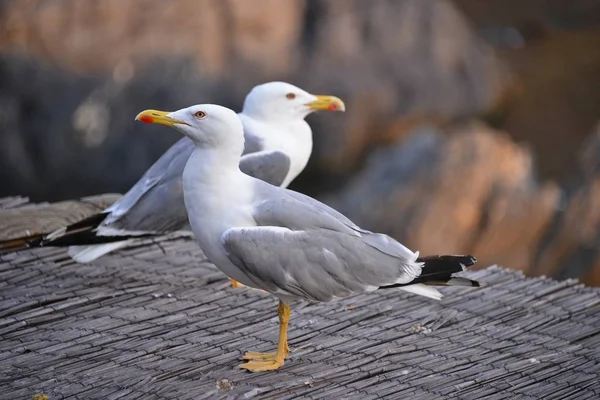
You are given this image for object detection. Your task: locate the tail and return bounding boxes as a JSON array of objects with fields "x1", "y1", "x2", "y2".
[
  {"x1": 385, "y1": 255, "x2": 479, "y2": 300},
  {"x1": 67, "y1": 240, "x2": 135, "y2": 263},
  {"x1": 0, "y1": 212, "x2": 151, "y2": 261},
  {"x1": 413, "y1": 255, "x2": 479, "y2": 286}
]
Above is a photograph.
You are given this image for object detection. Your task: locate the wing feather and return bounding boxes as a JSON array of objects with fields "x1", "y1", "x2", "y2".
[
  {"x1": 239, "y1": 151, "x2": 291, "y2": 187},
  {"x1": 221, "y1": 226, "x2": 421, "y2": 302},
  {"x1": 104, "y1": 137, "x2": 194, "y2": 229},
  {"x1": 252, "y1": 183, "x2": 420, "y2": 263}
]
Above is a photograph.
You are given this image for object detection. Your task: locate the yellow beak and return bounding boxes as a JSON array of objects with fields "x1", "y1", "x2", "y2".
[
  {"x1": 306, "y1": 95, "x2": 345, "y2": 112},
  {"x1": 135, "y1": 109, "x2": 188, "y2": 127}
]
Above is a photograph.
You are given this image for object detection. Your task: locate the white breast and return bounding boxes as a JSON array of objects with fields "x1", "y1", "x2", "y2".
[
  {"x1": 182, "y1": 150, "x2": 254, "y2": 245},
  {"x1": 240, "y1": 114, "x2": 313, "y2": 188},
  {"x1": 182, "y1": 148, "x2": 259, "y2": 286}
]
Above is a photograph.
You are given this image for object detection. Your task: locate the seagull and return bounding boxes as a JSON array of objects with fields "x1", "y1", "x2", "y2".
[
  {"x1": 134, "y1": 103, "x2": 480, "y2": 372},
  {"x1": 0, "y1": 82, "x2": 344, "y2": 289}
]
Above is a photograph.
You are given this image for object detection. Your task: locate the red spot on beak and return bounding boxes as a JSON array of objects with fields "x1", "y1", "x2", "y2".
[
  {"x1": 139, "y1": 115, "x2": 154, "y2": 124},
  {"x1": 328, "y1": 103, "x2": 339, "y2": 111}
]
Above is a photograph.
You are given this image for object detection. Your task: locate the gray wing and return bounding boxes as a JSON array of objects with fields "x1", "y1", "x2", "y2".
[
  {"x1": 102, "y1": 137, "x2": 194, "y2": 232},
  {"x1": 282, "y1": 189, "x2": 361, "y2": 230},
  {"x1": 221, "y1": 226, "x2": 420, "y2": 302},
  {"x1": 239, "y1": 151, "x2": 291, "y2": 187},
  {"x1": 253, "y1": 182, "x2": 417, "y2": 261},
  {"x1": 239, "y1": 114, "x2": 294, "y2": 186},
  {"x1": 242, "y1": 129, "x2": 264, "y2": 155},
  {"x1": 221, "y1": 183, "x2": 421, "y2": 301}
]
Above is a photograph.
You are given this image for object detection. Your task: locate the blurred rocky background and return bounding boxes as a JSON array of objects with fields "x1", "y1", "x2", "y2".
[{"x1": 1, "y1": 0, "x2": 600, "y2": 285}]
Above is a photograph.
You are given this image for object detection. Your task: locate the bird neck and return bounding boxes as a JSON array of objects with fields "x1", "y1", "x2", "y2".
[
  {"x1": 240, "y1": 114, "x2": 313, "y2": 188},
  {"x1": 182, "y1": 145, "x2": 255, "y2": 239},
  {"x1": 186, "y1": 143, "x2": 244, "y2": 184},
  {"x1": 277, "y1": 120, "x2": 313, "y2": 187}
]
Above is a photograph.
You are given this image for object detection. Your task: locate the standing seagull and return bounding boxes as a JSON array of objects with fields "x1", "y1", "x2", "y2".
[
  {"x1": 134, "y1": 103, "x2": 480, "y2": 372},
  {"x1": 0, "y1": 82, "x2": 344, "y2": 282}
]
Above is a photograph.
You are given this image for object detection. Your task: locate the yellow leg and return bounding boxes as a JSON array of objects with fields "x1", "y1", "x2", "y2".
[
  {"x1": 229, "y1": 278, "x2": 245, "y2": 288},
  {"x1": 239, "y1": 301, "x2": 290, "y2": 371},
  {"x1": 228, "y1": 278, "x2": 270, "y2": 294}
]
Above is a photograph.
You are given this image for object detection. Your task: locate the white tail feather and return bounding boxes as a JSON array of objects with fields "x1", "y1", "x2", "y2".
[
  {"x1": 397, "y1": 284, "x2": 443, "y2": 300},
  {"x1": 67, "y1": 241, "x2": 133, "y2": 263}
]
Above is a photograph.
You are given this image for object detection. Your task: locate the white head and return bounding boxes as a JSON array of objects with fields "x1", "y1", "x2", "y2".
[
  {"x1": 135, "y1": 104, "x2": 244, "y2": 153},
  {"x1": 242, "y1": 81, "x2": 345, "y2": 121}
]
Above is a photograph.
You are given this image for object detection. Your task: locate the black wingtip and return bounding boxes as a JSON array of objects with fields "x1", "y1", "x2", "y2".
[
  {"x1": 444, "y1": 277, "x2": 481, "y2": 287},
  {"x1": 463, "y1": 255, "x2": 477, "y2": 267},
  {"x1": 417, "y1": 254, "x2": 478, "y2": 269},
  {"x1": 467, "y1": 279, "x2": 481, "y2": 287}
]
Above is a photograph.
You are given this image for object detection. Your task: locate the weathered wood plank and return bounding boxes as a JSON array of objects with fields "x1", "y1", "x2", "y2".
[{"x1": 0, "y1": 193, "x2": 121, "y2": 241}]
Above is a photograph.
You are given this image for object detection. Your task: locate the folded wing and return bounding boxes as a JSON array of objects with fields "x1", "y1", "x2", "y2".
[
  {"x1": 221, "y1": 226, "x2": 421, "y2": 302},
  {"x1": 221, "y1": 185, "x2": 423, "y2": 301},
  {"x1": 239, "y1": 151, "x2": 291, "y2": 187}
]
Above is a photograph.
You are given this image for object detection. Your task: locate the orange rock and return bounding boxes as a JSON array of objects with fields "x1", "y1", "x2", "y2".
[
  {"x1": 330, "y1": 122, "x2": 561, "y2": 274},
  {"x1": 532, "y1": 124, "x2": 600, "y2": 282}
]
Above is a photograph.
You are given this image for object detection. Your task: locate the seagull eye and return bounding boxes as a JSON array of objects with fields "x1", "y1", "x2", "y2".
[
  {"x1": 285, "y1": 93, "x2": 296, "y2": 100},
  {"x1": 194, "y1": 111, "x2": 207, "y2": 119}
]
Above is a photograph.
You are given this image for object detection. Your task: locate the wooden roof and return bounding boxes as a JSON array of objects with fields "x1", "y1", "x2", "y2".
[{"x1": 1, "y1": 197, "x2": 599, "y2": 399}]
